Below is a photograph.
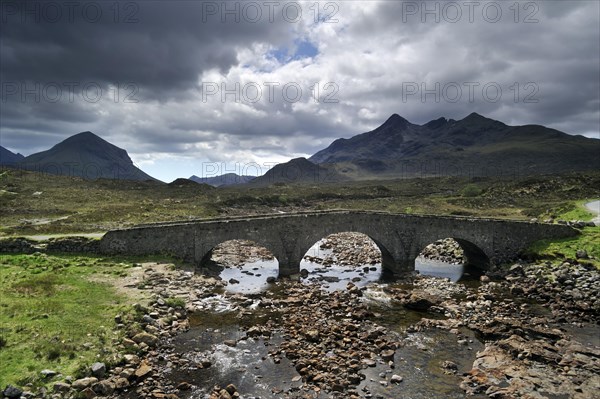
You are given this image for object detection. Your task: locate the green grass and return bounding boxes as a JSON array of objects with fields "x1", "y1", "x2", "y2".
[
  {"x1": 0, "y1": 253, "x2": 138, "y2": 388},
  {"x1": 526, "y1": 226, "x2": 600, "y2": 268},
  {"x1": 553, "y1": 199, "x2": 597, "y2": 221},
  {"x1": 164, "y1": 297, "x2": 186, "y2": 308}
]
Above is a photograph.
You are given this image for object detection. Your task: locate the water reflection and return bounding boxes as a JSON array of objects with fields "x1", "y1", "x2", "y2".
[
  {"x1": 415, "y1": 256, "x2": 465, "y2": 282},
  {"x1": 219, "y1": 259, "x2": 278, "y2": 294}
]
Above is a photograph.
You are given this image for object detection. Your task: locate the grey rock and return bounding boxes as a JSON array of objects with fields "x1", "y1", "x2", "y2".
[
  {"x1": 90, "y1": 362, "x2": 106, "y2": 378},
  {"x1": 40, "y1": 369, "x2": 57, "y2": 378},
  {"x1": 2, "y1": 385, "x2": 23, "y2": 398},
  {"x1": 53, "y1": 382, "x2": 71, "y2": 392},
  {"x1": 72, "y1": 377, "x2": 98, "y2": 390}
]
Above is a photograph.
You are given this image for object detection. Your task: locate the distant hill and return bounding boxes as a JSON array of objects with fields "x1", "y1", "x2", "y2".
[
  {"x1": 249, "y1": 157, "x2": 343, "y2": 186},
  {"x1": 0, "y1": 146, "x2": 25, "y2": 165},
  {"x1": 168, "y1": 178, "x2": 215, "y2": 191},
  {"x1": 18, "y1": 131, "x2": 156, "y2": 181},
  {"x1": 189, "y1": 173, "x2": 255, "y2": 187},
  {"x1": 310, "y1": 113, "x2": 600, "y2": 178}
]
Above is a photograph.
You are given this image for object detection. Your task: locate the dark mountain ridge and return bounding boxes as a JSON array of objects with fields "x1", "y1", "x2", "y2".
[
  {"x1": 310, "y1": 113, "x2": 600, "y2": 178},
  {"x1": 0, "y1": 146, "x2": 25, "y2": 165},
  {"x1": 18, "y1": 131, "x2": 156, "y2": 181},
  {"x1": 249, "y1": 157, "x2": 342, "y2": 186}
]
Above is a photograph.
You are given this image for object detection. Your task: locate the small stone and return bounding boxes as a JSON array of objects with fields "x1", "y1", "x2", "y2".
[
  {"x1": 80, "y1": 387, "x2": 96, "y2": 398},
  {"x1": 132, "y1": 332, "x2": 159, "y2": 347},
  {"x1": 72, "y1": 377, "x2": 98, "y2": 390},
  {"x1": 114, "y1": 378, "x2": 130, "y2": 389},
  {"x1": 41, "y1": 369, "x2": 58, "y2": 378},
  {"x1": 90, "y1": 362, "x2": 106, "y2": 378},
  {"x1": 225, "y1": 384, "x2": 237, "y2": 395},
  {"x1": 441, "y1": 360, "x2": 458, "y2": 373},
  {"x1": 134, "y1": 360, "x2": 153, "y2": 378},
  {"x1": 177, "y1": 381, "x2": 191, "y2": 390},
  {"x1": 380, "y1": 349, "x2": 395, "y2": 362},
  {"x1": 390, "y1": 374, "x2": 403, "y2": 384},
  {"x1": 92, "y1": 380, "x2": 115, "y2": 396},
  {"x1": 53, "y1": 382, "x2": 71, "y2": 392}
]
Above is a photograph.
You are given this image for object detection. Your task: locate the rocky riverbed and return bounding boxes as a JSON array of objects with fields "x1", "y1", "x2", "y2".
[{"x1": 3, "y1": 236, "x2": 599, "y2": 399}]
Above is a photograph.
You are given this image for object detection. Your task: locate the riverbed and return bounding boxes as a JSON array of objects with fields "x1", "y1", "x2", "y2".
[{"x1": 108, "y1": 234, "x2": 599, "y2": 399}]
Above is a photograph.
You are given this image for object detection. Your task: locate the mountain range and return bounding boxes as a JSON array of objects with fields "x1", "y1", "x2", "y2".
[
  {"x1": 310, "y1": 113, "x2": 600, "y2": 179},
  {"x1": 1, "y1": 112, "x2": 598, "y2": 184}
]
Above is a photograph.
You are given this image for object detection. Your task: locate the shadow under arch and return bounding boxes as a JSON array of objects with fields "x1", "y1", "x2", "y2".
[
  {"x1": 416, "y1": 236, "x2": 490, "y2": 280},
  {"x1": 453, "y1": 238, "x2": 490, "y2": 276}
]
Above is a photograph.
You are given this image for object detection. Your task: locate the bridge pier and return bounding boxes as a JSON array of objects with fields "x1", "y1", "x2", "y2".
[
  {"x1": 381, "y1": 256, "x2": 416, "y2": 278},
  {"x1": 279, "y1": 263, "x2": 301, "y2": 278}
]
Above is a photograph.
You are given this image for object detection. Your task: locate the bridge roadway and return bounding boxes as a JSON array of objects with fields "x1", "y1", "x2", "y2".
[{"x1": 97, "y1": 210, "x2": 578, "y2": 277}]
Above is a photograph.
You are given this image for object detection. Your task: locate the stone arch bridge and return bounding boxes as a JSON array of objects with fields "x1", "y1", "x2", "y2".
[{"x1": 98, "y1": 211, "x2": 578, "y2": 277}]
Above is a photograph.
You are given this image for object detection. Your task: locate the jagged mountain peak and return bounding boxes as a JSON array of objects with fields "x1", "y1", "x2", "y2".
[{"x1": 308, "y1": 112, "x2": 600, "y2": 177}]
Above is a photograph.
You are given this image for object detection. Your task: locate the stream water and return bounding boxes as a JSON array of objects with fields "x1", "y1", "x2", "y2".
[{"x1": 165, "y1": 240, "x2": 485, "y2": 398}]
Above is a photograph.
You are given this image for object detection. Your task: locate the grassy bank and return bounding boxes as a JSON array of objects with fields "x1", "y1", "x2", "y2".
[
  {"x1": 0, "y1": 254, "x2": 139, "y2": 389},
  {"x1": 527, "y1": 226, "x2": 600, "y2": 269}
]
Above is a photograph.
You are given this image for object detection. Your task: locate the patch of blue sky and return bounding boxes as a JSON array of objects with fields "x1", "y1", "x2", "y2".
[{"x1": 268, "y1": 39, "x2": 319, "y2": 63}]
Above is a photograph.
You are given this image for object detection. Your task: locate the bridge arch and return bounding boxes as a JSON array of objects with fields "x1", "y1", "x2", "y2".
[
  {"x1": 299, "y1": 232, "x2": 386, "y2": 286},
  {"x1": 290, "y1": 228, "x2": 399, "y2": 278}
]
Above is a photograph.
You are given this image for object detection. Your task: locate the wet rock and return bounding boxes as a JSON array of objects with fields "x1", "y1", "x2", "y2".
[
  {"x1": 403, "y1": 292, "x2": 440, "y2": 311},
  {"x1": 380, "y1": 349, "x2": 395, "y2": 362},
  {"x1": 441, "y1": 360, "x2": 458, "y2": 374},
  {"x1": 390, "y1": 374, "x2": 403, "y2": 384}
]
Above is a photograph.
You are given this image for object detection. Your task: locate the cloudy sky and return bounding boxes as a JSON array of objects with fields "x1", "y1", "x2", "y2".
[{"x1": 1, "y1": 0, "x2": 599, "y2": 182}]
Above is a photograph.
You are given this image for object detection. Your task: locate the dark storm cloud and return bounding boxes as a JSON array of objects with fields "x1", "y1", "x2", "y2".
[{"x1": 0, "y1": 1, "x2": 295, "y2": 91}]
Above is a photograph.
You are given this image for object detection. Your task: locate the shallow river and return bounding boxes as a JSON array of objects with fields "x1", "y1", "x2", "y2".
[{"x1": 166, "y1": 240, "x2": 485, "y2": 398}]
